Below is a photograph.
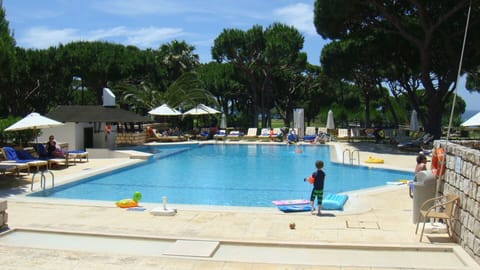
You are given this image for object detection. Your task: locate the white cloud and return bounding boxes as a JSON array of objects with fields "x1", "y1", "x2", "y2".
[
  {"x1": 273, "y1": 3, "x2": 316, "y2": 36},
  {"x1": 125, "y1": 27, "x2": 185, "y2": 48},
  {"x1": 19, "y1": 26, "x2": 185, "y2": 49},
  {"x1": 20, "y1": 27, "x2": 80, "y2": 49},
  {"x1": 93, "y1": 0, "x2": 201, "y2": 15}
]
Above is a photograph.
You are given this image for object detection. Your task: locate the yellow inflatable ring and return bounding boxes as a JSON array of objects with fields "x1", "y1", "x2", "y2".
[
  {"x1": 365, "y1": 156, "x2": 384, "y2": 164},
  {"x1": 115, "y1": 191, "x2": 142, "y2": 208},
  {"x1": 115, "y1": 199, "x2": 138, "y2": 208}
]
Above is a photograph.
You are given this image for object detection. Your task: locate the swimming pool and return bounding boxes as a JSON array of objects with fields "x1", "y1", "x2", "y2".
[{"x1": 30, "y1": 144, "x2": 413, "y2": 207}]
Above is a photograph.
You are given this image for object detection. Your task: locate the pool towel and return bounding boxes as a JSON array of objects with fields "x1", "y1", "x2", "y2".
[{"x1": 322, "y1": 193, "x2": 348, "y2": 210}]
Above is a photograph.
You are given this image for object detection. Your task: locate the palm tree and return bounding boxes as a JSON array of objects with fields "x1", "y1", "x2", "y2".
[
  {"x1": 119, "y1": 72, "x2": 216, "y2": 114},
  {"x1": 157, "y1": 40, "x2": 200, "y2": 82}
]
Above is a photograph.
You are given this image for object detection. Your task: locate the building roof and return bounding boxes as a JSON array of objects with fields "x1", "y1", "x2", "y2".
[{"x1": 47, "y1": 105, "x2": 151, "y2": 123}]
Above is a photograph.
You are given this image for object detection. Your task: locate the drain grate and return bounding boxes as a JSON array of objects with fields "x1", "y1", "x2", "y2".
[{"x1": 345, "y1": 220, "x2": 380, "y2": 230}]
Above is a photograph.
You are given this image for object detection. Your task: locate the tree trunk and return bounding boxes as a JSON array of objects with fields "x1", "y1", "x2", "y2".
[{"x1": 425, "y1": 92, "x2": 443, "y2": 139}]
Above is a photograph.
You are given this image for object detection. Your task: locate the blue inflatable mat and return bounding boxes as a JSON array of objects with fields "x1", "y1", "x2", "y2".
[
  {"x1": 322, "y1": 193, "x2": 348, "y2": 210},
  {"x1": 278, "y1": 204, "x2": 312, "y2": 213}
]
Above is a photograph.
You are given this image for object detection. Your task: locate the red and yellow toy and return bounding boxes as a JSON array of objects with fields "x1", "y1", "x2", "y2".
[{"x1": 116, "y1": 191, "x2": 142, "y2": 208}]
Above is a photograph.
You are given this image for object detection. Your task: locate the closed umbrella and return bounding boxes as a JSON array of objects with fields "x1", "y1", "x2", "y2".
[
  {"x1": 410, "y1": 110, "x2": 419, "y2": 132},
  {"x1": 326, "y1": 110, "x2": 335, "y2": 129},
  {"x1": 220, "y1": 113, "x2": 227, "y2": 129}
]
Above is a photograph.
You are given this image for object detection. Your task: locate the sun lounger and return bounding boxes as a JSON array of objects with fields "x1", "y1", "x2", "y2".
[
  {"x1": 337, "y1": 128, "x2": 350, "y2": 140},
  {"x1": 1, "y1": 147, "x2": 48, "y2": 172},
  {"x1": 397, "y1": 133, "x2": 434, "y2": 151},
  {"x1": 305, "y1": 127, "x2": 316, "y2": 135},
  {"x1": 226, "y1": 130, "x2": 244, "y2": 140},
  {"x1": 66, "y1": 150, "x2": 89, "y2": 163},
  {"x1": 214, "y1": 130, "x2": 227, "y2": 140},
  {"x1": 196, "y1": 128, "x2": 210, "y2": 140},
  {"x1": 150, "y1": 130, "x2": 187, "y2": 142},
  {"x1": 258, "y1": 128, "x2": 270, "y2": 140},
  {"x1": 31, "y1": 144, "x2": 69, "y2": 169},
  {"x1": 243, "y1": 128, "x2": 258, "y2": 140},
  {"x1": 303, "y1": 127, "x2": 317, "y2": 142},
  {"x1": 0, "y1": 163, "x2": 26, "y2": 175}
]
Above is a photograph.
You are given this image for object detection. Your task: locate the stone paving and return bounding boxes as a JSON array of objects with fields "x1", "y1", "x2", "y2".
[{"x1": 0, "y1": 141, "x2": 476, "y2": 269}]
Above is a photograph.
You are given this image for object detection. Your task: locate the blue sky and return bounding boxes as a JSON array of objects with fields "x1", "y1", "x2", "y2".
[{"x1": 3, "y1": 0, "x2": 479, "y2": 111}]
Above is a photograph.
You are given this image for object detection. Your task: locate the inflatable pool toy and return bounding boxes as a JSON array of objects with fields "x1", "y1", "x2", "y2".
[
  {"x1": 386, "y1": 181, "x2": 404, "y2": 185},
  {"x1": 431, "y1": 147, "x2": 446, "y2": 176},
  {"x1": 386, "y1": 179, "x2": 410, "y2": 185},
  {"x1": 274, "y1": 193, "x2": 348, "y2": 212},
  {"x1": 365, "y1": 156, "x2": 384, "y2": 164},
  {"x1": 272, "y1": 199, "x2": 310, "y2": 206},
  {"x1": 116, "y1": 191, "x2": 142, "y2": 208},
  {"x1": 278, "y1": 204, "x2": 312, "y2": 212},
  {"x1": 322, "y1": 193, "x2": 348, "y2": 210},
  {"x1": 150, "y1": 196, "x2": 177, "y2": 216}
]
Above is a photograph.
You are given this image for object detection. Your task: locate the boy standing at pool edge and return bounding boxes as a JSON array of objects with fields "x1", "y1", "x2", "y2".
[{"x1": 307, "y1": 160, "x2": 325, "y2": 216}]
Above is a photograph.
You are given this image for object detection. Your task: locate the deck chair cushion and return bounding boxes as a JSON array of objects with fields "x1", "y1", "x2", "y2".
[
  {"x1": 3, "y1": 147, "x2": 36, "y2": 163},
  {"x1": 33, "y1": 143, "x2": 52, "y2": 158},
  {"x1": 16, "y1": 150, "x2": 35, "y2": 160},
  {"x1": 3, "y1": 147, "x2": 18, "y2": 160}
]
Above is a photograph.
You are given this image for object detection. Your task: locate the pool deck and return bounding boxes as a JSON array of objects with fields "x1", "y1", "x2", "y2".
[{"x1": 0, "y1": 141, "x2": 478, "y2": 269}]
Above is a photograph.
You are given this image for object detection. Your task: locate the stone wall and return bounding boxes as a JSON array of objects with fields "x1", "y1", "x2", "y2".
[
  {"x1": 115, "y1": 132, "x2": 146, "y2": 146},
  {"x1": 0, "y1": 200, "x2": 7, "y2": 229},
  {"x1": 435, "y1": 140, "x2": 480, "y2": 264}
]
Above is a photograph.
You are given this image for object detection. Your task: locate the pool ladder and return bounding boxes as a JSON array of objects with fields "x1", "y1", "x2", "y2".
[
  {"x1": 343, "y1": 149, "x2": 360, "y2": 165},
  {"x1": 31, "y1": 170, "x2": 55, "y2": 191}
]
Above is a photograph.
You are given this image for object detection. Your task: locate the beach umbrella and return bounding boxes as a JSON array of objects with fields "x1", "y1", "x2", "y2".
[
  {"x1": 183, "y1": 105, "x2": 210, "y2": 116},
  {"x1": 220, "y1": 113, "x2": 227, "y2": 129},
  {"x1": 5, "y1": 112, "x2": 64, "y2": 132},
  {"x1": 461, "y1": 111, "x2": 480, "y2": 127},
  {"x1": 183, "y1": 104, "x2": 220, "y2": 115},
  {"x1": 148, "y1": 104, "x2": 181, "y2": 116},
  {"x1": 4, "y1": 112, "x2": 64, "y2": 144},
  {"x1": 410, "y1": 110, "x2": 419, "y2": 132},
  {"x1": 198, "y1": 104, "x2": 221, "y2": 114},
  {"x1": 326, "y1": 110, "x2": 335, "y2": 129}
]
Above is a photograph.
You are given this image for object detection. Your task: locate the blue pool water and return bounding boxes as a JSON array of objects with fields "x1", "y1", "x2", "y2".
[{"x1": 30, "y1": 144, "x2": 413, "y2": 207}]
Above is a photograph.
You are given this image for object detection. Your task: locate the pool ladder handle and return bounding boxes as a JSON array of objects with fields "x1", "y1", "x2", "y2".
[
  {"x1": 343, "y1": 149, "x2": 360, "y2": 165},
  {"x1": 31, "y1": 169, "x2": 55, "y2": 191}
]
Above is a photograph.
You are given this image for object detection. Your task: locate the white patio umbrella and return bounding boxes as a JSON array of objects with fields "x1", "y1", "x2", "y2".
[
  {"x1": 198, "y1": 104, "x2": 220, "y2": 114},
  {"x1": 183, "y1": 104, "x2": 220, "y2": 115},
  {"x1": 326, "y1": 110, "x2": 335, "y2": 129},
  {"x1": 4, "y1": 112, "x2": 64, "y2": 144},
  {"x1": 461, "y1": 111, "x2": 480, "y2": 127},
  {"x1": 148, "y1": 104, "x2": 181, "y2": 116},
  {"x1": 5, "y1": 112, "x2": 64, "y2": 132},
  {"x1": 410, "y1": 110, "x2": 419, "y2": 132},
  {"x1": 183, "y1": 106, "x2": 210, "y2": 116}
]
